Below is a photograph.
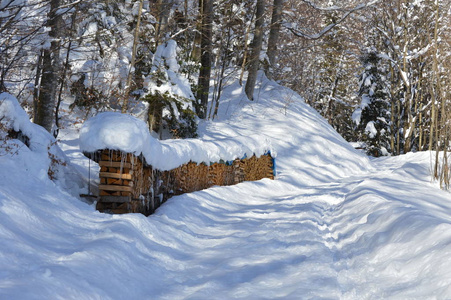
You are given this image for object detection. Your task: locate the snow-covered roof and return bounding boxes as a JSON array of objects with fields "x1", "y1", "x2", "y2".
[{"x1": 79, "y1": 112, "x2": 274, "y2": 171}]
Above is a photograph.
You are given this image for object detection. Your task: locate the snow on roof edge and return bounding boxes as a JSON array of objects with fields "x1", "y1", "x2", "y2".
[{"x1": 79, "y1": 112, "x2": 275, "y2": 171}]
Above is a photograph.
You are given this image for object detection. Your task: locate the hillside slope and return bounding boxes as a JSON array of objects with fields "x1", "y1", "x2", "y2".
[{"x1": 1, "y1": 76, "x2": 451, "y2": 299}]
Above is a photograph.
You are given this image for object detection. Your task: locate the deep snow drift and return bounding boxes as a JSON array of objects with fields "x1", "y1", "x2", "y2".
[{"x1": 1, "y1": 75, "x2": 451, "y2": 299}]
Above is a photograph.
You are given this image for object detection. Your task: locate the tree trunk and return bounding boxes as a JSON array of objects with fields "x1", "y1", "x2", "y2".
[
  {"x1": 191, "y1": 0, "x2": 203, "y2": 61},
  {"x1": 32, "y1": 50, "x2": 44, "y2": 122},
  {"x1": 34, "y1": 0, "x2": 61, "y2": 133},
  {"x1": 389, "y1": 65, "x2": 395, "y2": 154},
  {"x1": 431, "y1": 1, "x2": 440, "y2": 180},
  {"x1": 35, "y1": 51, "x2": 56, "y2": 132},
  {"x1": 210, "y1": 26, "x2": 232, "y2": 120},
  {"x1": 239, "y1": 9, "x2": 255, "y2": 86},
  {"x1": 54, "y1": 11, "x2": 78, "y2": 138},
  {"x1": 196, "y1": 0, "x2": 213, "y2": 118},
  {"x1": 154, "y1": 0, "x2": 173, "y2": 49},
  {"x1": 266, "y1": 0, "x2": 283, "y2": 79},
  {"x1": 245, "y1": 0, "x2": 265, "y2": 101},
  {"x1": 396, "y1": 99, "x2": 401, "y2": 155},
  {"x1": 122, "y1": 0, "x2": 143, "y2": 113}
]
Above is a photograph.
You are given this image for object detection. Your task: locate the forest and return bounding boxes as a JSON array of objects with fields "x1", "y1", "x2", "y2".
[{"x1": 1, "y1": 0, "x2": 450, "y2": 185}]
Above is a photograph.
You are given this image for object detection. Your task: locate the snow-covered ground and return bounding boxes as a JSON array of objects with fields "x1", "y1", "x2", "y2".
[{"x1": 1, "y1": 75, "x2": 451, "y2": 299}]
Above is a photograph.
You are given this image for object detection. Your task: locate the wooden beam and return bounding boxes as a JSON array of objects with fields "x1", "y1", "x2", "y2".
[
  {"x1": 98, "y1": 161, "x2": 132, "y2": 168},
  {"x1": 99, "y1": 184, "x2": 133, "y2": 192}
]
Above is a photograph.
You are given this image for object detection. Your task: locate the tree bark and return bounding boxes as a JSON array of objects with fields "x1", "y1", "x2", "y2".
[
  {"x1": 266, "y1": 0, "x2": 283, "y2": 79},
  {"x1": 35, "y1": 0, "x2": 61, "y2": 133},
  {"x1": 245, "y1": 0, "x2": 265, "y2": 101},
  {"x1": 239, "y1": 9, "x2": 255, "y2": 86},
  {"x1": 196, "y1": 0, "x2": 213, "y2": 118},
  {"x1": 191, "y1": 0, "x2": 203, "y2": 61},
  {"x1": 32, "y1": 50, "x2": 44, "y2": 122}
]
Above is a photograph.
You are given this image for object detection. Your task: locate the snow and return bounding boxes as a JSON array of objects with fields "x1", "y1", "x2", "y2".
[
  {"x1": 365, "y1": 121, "x2": 377, "y2": 138},
  {"x1": 79, "y1": 111, "x2": 273, "y2": 171},
  {"x1": 147, "y1": 40, "x2": 195, "y2": 103},
  {"x1": 79, "y1": 112, "x2": 155, "y2": 155},
  {"x1": 0, "y1": 92, "x2": 83, "y2": 195},
  {"x1": 2, "y1": 77, "x2": 451, "y2": 299},
  {"x1": 400, "y1": 69, "x2": 410, "y2": 87},
  {"x1": 1, "y1": 92, "x2": 39, "y2": 138},
  {"x1": 352, "y1": 94, "x2": 371, "y2": 126}
]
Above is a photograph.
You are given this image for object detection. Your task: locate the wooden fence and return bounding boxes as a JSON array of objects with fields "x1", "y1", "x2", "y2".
[{"x1": 85, "y1": 149, "x2": 275, "y2": 215}]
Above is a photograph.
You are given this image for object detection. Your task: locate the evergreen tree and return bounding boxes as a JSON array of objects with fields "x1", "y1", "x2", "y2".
[
  {"x1": 143, "y1": 40, "x2": 197, "y2": 139},
  {"x1": 353, "y1": 48, "x2": 390, "y2": 156}
]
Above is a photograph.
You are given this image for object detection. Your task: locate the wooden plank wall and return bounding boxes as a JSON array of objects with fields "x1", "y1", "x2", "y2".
[{"x1": 92, "y1": 149, "x2": 275, "y2": 215}]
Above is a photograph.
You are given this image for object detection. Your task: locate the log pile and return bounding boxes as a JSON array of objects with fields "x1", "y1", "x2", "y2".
[
  {"x1": 95, "y1": 150, "x2": 154, "y2": 215},
  {"x1": 88, "y1": 149, "x2": 275, "y2": 216},
  {"x1": 166, "y1": 155, "x2": 275, "y2": 194}
]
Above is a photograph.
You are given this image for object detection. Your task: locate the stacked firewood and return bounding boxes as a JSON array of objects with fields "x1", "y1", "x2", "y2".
[
  {"x1": 90, "y1": 150, "x2": 275, "y2": 216},
  {"x1": 95, "y1": 150, "x2": 153, "y2": 215}
]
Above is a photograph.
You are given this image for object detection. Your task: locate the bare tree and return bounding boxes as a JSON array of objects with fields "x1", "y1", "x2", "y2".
[{"x1": 1, "y1": 0, "x2": 45, "y2": 94}]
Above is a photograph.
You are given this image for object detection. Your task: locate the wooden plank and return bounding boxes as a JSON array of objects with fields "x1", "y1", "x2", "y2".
[
  {"x1": 99, "y1": 184, "x2": 133, "y2": 192},
  {"x1": 99, "y1": 195, "x2": 131, "y2": 203},
  {"x1": 98, "y1": 161, "x2": 132, "y2": 168}
]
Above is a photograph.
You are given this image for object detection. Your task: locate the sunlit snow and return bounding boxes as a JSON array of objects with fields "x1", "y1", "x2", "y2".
[{"x1": 1, "y1": 75, "x2": 451, "y2": 299}]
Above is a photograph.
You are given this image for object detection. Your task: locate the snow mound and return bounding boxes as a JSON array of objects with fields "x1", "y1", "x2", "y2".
[
  {"x1": 79, "y1": 112, "x2": 274, "y2": 171},
  {"x1": 199, "y1": 73, "x2": 372, "y2": 185},
  {"x1": 79, "y1": 112, "x2": 155, "y2": 154},
  {"x1": 0, "y1": 92, "x2": 50, "y2": 150},
  {"x1": 0, "y1": 92, "x2": 83, "y2": 194}
]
